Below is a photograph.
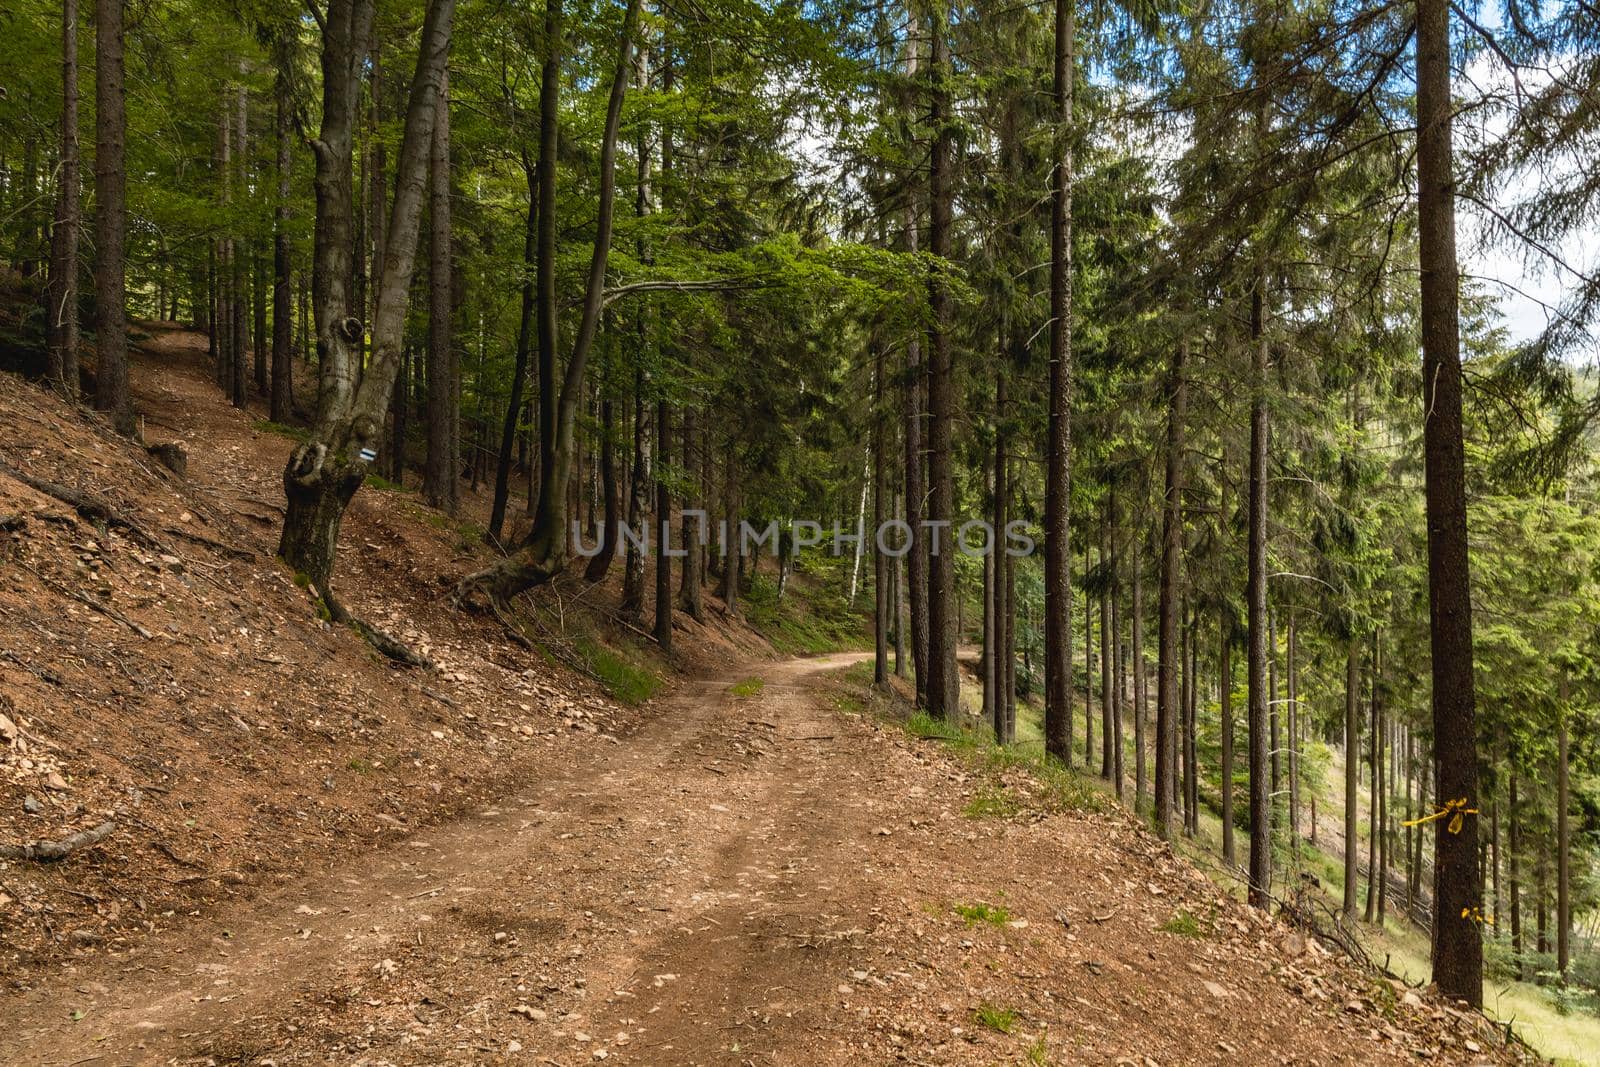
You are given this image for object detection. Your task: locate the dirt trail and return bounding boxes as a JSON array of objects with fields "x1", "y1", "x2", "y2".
[
  {"x1": 1, "y1": 327, "x2": 1526, "y2": 1065},
  {"x1": 1, "y1": 653, "x2": 888, "y2": 1065},
  {"x1": 0, "y1": 647, "x2": 1519, "y2": 1066}
]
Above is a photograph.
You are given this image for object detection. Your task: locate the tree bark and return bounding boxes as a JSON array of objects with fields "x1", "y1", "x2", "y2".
[
  {"x1": 47, "y1": 0, "x2": 81, "y2": 400},
  {"x1": 1247, "y1": 284, "x2": 1271, "y2": 909},
  {"x1": 1557, "y1": 670, "x2": 1570, "y2": 975},
  {"x1": 1133, "y1": 551, "x2": 1148, "y2": 813},
  {"x1": 653, "y1": 398, "x2": 672, "y2": 652},
  {"x1": 1221, "y1": 614, "x2": 1235, "y2": 865},
  {"x1": 489, "y1": 154, "x2": 538, "y2": 543},
  {"x1": 1155, "y1": 339, "x2": 1185, "y2": 838},
  {"x1": 424, "y1": 69, "x2": 456, "y2": 513},
  {"x1": 271, "y1": 67, "x2": 295, "y2": 422},
  {"x1": 93, "y1": 0, "x2": 132, "y2": 433},
  {"x1": 925, "y1": 4, "x2": 957, "y2": 723},
  {"x1": 1344, "y1": 639, "x2": 1360, "y2": 920},
  {"x1": 678, "y1": 406, "x2": 704, "y2": 618},
  {"x1": 1417, "y1": 0, "x2": 1482, "y2": 1006},
  {"x1": 875, "y1": 338, "x2": 890, "y2": 690},
  {"x1": 1043, "y1": 0, "x2": 1075, "y2": 762},
  {"x1": 231, "y1": 80, "x2": 249, "y2": 409},
  {"x1": 278, "y1": 0, "x2": 454, "y2": 606}
]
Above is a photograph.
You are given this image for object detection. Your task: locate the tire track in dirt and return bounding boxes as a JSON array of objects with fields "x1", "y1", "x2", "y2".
[{"x1": 0, "y1": 652, "x2": 871, "y2": 1065}]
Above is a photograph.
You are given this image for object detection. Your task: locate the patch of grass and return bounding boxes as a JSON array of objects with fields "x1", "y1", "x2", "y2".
[
  {"x1": 346, "y1": 756, "x2": 372, "y2": 774},
  {"x1": 728, "y1": 677, "x2": 765, "y2": 698},
  {"x1": 972, "y1": 1003, "x2": 1019, "y2": 1034},
  {"x1": 962, "y1": 783, "x2": 1022, "y2": 820},
  {"x1": 1024, "y1": 1035, "x2": 1051, "y2": 1065},
  {"x1": 573, "y1": 635, "x2": 663, "y2": 707},
  {"x1": 254, "y1": 418, "x2": 310, "y2": 443},
  {"x1": 364, "y1": 472, "x2": 408, "y2": 492},
  {"x1": 954, "y1": 901, "x2": 1011, "y2": 927},
  {"x1": 1158, "y1": 909, "x2": 1206, "y2": 938}
]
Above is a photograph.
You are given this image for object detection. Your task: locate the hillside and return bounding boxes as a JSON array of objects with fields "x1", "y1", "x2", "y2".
[{"x1": 0, "y1": 330, "x2": 1536, "y2": 1063}]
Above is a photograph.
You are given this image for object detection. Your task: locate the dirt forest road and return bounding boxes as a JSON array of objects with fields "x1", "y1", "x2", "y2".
[{"x1": 0, "y1": 647, "x2": 1512, "y2": 1067}]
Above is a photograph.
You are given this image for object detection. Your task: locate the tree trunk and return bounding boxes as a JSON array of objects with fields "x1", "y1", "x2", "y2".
[
  {"x1": 1084, "y1": 562, "x2": 1094, "y2": 769},
  {"x1": 1557, "y1": 671, "x2": 1570, "y2": 975},
  {"x1": 1509, "y1": 769, "x2": 1522, "y2": 976},
  {"x1": 1110, "y1": 499, "x2": 1123, "y2": 795},
  {"x1": 719, "y1": 441, "x2": 740, "y2": 613},
  {"x1": 1247, "y1": 284, "x2": 1271, "y2": 910},
  {"x1": 534, "y1": 0, "x2": 561, "y2": 508},
  {"x1": 231, "y1": 81, "x2": 249, "y2": 409},
  {"x1": 653, "y1": 398, "x2": 672, "y2": 652},
  {"x1": 678, "y1": 411, "x2": 704, "y2": 618},
  {"x1": 48, "y1": 0, "x2": 82, "y2": 396},
  {"x1": 1343, "y1": 639, "x2": 1360, "y2": 919},
  {"x1": 1043, "y1": 0, "x2": 1075, "y2": 763},
  {"x1": 1366, "y1": 633, "x2": 1380, "y2": 923},
  {"x1": 271, "y1": 68, "x2": 295, "y2": 422},
  {"x1": 489, "y1": 155, "x2": 537, "y2": 543},
  {"x1": 1101, "y1": 521, "x2": 1114, "y2": 780},
  {"x1": 93, "y1": 0, "x2": 132, "y2": 433},
  {"x1": 925, "y1": 5, "x2": 957, "y2": 723},
  {"x1": 279, "y1": 0, "x2": 454, "y2": 603},
  {"x1": 1182, "y1": 601, "x2": 1196, "y2": 835},
  {"x1": 1288, "y1": 614, "x2": 1299, "y2": 844},
  {"x1": 47, "y1": 0, "x2": 81, "y2": 400},
  {"x1": 424, "y1": 69, "x2": 456, "y2": 513},
  {"x1": 1155, "y1": 339, "x2": 1185, "y2": 838},
  {"x1": 1221, "y1": 616, "x2": 1235, "y2": 865},
  {"x1": 1417, "y1": 0, "x2": 1482, "y2": 1005},
  {"x1": 585, "y1": 345, "x2": 619, "y2": 582},
  {"x1": 621, "y1": 371, "x2": 648, "y2": 622},
  {"x1": 875, "y1": 339, "x2": 890, "y2": 690},
  {"x1": 1133, "y1": 556, "x2": 1148, "y2": 813},
  {"x1": 993, "y1": 370, "x2": 1011, "y2": 738}
]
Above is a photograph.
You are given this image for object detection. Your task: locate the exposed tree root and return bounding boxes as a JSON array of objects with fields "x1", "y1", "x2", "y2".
[
  {"x1": 318, "y1": 586, "x2": 433, "y2": 669},
  {"x1": 0, "y1": 820, "x2": 118, "y2": 862}
]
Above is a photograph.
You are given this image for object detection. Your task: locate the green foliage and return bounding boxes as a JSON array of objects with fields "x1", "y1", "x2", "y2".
[
  {"x1": 953, "y1": 901, "x2": 1011, "y2": 927},
  {"x1": 572, "y1": 636, "x2": 663, "y2": 707},
  {"x1": 972, "y1": 1003, "x2": 1019, "y2": 1034},
  {"x1": 728, "y1": 677, "x2": 765, "y2": 698},
  {"x1": 962, "y1": 783, "x2": 1022, "y2": 820},
  {"x1": 1158, "y1": 909, "x2": 1206, "y2": 938}
]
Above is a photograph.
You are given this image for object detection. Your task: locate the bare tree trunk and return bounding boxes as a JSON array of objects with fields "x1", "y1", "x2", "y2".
[
  {"x1": 1109, "y1": 497, "x2": 1123, "y2": 797},
  {"x1": 874, "y1": 339, "x2": 890, "y2": 690},
  {"x1": 925, "y1": 4, "x2": 957, "y2": 723},
  {"x1": 1509, "y1": 769, "x2": 1522, "y2": 976},
  {"x1": 424, "y1": 69, "x2": 456, "y2": 512},
  {"x1": 278, "y1": 0, "x2": 454, "y2": 608},
  {"x1": 1133, "y1": 550, "x2": 1147, "y2": 813},
  {"x1": 1557, "y1": 670, "x2": 1570, "y2": 975},
  {"x1": 231, "y1": 80, "x2": 249, "y2": 409},
  {"x1": 488, "y1": 154, "x2": 537, "y2": 543},
  {"x1": 621, "y1": 370, "x2": 648, "y2": 622},
  {"x1": 1247, "y1": 284, "x2": 1271, "y2": 909},
  {"x1": 46, "y1": 0, "x2": 81, "y2": 400},
  {"x1": 1343, "y1": 639, "x2": 1360, "y2": 920},
  {"x1": 1043, "y1": 0, "x2": 1075, "y2": 762},
  {"x1": 93, "y1": 0, "x2": 132, "y2": 433},
  {"x1": 719, "y1": 441, "x2": 739, "y2": 613},
  {"x1": 993, "y1": 368, "x2": 1010, "y2": 739},
  {"x1": 653, "y1": 398, "x2": 672, "y2": 652},
  {"x1": 1417, "y1": 0, "x2": 1482, "y2": 1005},
  {"x1": 271, "y1": 67, "x2": 295, "y2": 422},
  {"x1": 678, "y1": 405, "x2": 704, "y2": 618},
  {"x1": 1366, "y1": 633, "x2": 1380, "y2": 923},
  {"x1": 585, "y1": 343, "x2": 619, "y2": 582},
  {"x1": 1155, "y1": 339, "x2": 1186, "y2": 838},
  {"x1": 1221, "y1": 616, "x2": 1235, "y2": 864}
]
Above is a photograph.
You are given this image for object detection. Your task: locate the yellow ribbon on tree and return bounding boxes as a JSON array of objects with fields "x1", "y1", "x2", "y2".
[{"x1": 1403, "y1": 796, "x2": 1477, "y2": 835}]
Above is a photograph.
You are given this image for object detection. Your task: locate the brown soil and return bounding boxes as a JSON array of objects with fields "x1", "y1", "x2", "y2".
[{"x1": 0, "y1": 328, "x2": 1530, "y2": 1065}]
